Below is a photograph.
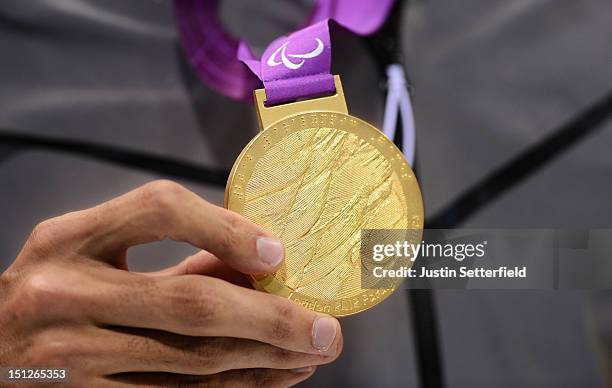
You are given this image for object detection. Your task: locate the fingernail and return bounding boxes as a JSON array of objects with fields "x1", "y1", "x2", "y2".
[
  {"x1": 256, "y1": 237, "x2": 284, "y2": 267},
  {"x1": 291, "y1": 366, "x2": 313, "y2": 374},
  {"x1": 312, "y1": 316, "x2": 337, "y2": 352}
]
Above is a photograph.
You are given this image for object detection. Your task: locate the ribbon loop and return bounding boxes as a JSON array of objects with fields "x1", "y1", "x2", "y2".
[
  {"x1": 240, "y1": 21, "x2": 335, "y2": 105},
  {"x1": 174, "y1": 0, "x2": 395, "y2": 101}
]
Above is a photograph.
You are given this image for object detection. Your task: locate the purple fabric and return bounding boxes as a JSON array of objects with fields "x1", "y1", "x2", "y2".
[
  {"x1": 173, "y1": 0, "x2": 260, "y2": 101},
  {"x1": 239, "y1": 21, "x2": 334, "y2": 105},
  {"x1": 173, "y1": 0, "x2": 395, "y2": 104}
]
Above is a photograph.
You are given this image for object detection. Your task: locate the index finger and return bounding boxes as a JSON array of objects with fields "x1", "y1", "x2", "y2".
[{"x1": 62, "y1": 180, "x2": 284, "y2": 274}]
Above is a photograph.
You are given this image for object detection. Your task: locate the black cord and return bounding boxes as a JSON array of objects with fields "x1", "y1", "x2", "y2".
[
  {"x1": 394, "y1": 109, "x2": 444, "y2": 388},
  {"x1": 368, "y1": 1, "x2": 447, "y2": 386},
  {"x1": 408, "y1": 289, "x2": 444, "y2": 388},
  {"x1": 0, "y1": 131, "x2": 229, "y2": 187}
]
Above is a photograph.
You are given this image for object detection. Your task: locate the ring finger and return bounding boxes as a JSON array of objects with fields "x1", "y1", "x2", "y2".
[{"x1": 91, "y1": 326, "x2": 342, "y2": 376}]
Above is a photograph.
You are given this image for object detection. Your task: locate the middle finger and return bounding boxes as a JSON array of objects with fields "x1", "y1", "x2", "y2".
[{"x1": 84, "y1": 270, "x2": 342, "y2": 356}]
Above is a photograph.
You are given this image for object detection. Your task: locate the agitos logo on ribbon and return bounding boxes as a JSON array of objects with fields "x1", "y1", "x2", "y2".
[
  {"x1": 239, "y1": 21, "x2": 334, "y2": 104},
  {"x1": 266, "y1": 38, "x2": 325, "y2": 70}
]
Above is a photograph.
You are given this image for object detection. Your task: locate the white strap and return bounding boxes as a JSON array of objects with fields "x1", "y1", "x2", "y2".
[{"x1": 382, "y1": 64, "x2": 416, "y2": 166}]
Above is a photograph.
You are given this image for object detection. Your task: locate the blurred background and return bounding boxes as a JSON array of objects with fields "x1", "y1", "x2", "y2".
[{"x1": 1, "y1": 1, "x2": 611, "y2": 387}]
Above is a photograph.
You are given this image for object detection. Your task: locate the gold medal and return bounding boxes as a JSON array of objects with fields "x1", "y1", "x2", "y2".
[{"x1": 226, "y1": 76, "x2": 423, "y2": 316}]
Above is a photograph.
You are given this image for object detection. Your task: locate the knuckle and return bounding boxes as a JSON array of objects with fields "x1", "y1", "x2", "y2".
[
  {"x1": 6, "y1": 268, "x2": 86, "y2": 328},
  {"x1": 224, "y1": 212, "x2": 245, "y2": 231},
  {"x1": 166, "y1": 279, "x2": 221, "y2": 329},
  {"x1": 126, "y1": 334, "x2": 219, "y2": 372},
  {"x1": 216, "y1": 224, "x2": 241, "y2": 255},
  {"x1": 22, "y1": 212, "x2": 96, "y2": 259},
  {"x1": 25, "y1": 219, "x2": 62, "y2": 257},
  {"x1": 268, "y1": 302, "x2": 296, "y2": 342},
  {"x1": 32, "y1": 330, "x2": 83, "y2": 367},
  {"x1": 139, "y1": 180, "x2": 186, "y2": 212},
  {"x1": 18, "y1": 271, "x2": 63, "y2": 312},
  {"x1": 216, "y1": 212, "x2": 253, "y2": 257},
  {"x1": 0, "y1": 268, "x2": 18, "y2": 294},
  {"x1": 184, "y1": 338, "x2": 224, "y2": 372}
]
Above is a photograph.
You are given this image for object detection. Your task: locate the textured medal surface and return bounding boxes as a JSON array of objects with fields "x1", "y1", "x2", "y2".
[{"x1": 226, "y1": 111, "x2": 423, "y2": 316}]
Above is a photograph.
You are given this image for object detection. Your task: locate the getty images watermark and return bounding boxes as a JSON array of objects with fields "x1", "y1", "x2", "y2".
[
  {"x1": 360, "y1": 229, "x2": 612, "y2": 290},
  {"x1": 371, "y1": 238, "x2": 525, "y2": 279}
]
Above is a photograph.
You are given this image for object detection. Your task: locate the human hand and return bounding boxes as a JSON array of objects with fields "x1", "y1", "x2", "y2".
[{"x1": 0, "y1": 180, "x2": 343, "y2": 387}]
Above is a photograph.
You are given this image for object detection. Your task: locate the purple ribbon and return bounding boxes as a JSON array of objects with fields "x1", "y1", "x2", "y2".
[
  {"x1": 173, "y1": 0, "x2": 394, "y2": 104},
  {"x1": 238, "y1": 21, "x2": 334, "y2": 105}
]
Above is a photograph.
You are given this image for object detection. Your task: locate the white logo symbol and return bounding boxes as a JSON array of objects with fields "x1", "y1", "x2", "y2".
[{"x1": 266, "y1": 38, "x2": 324, "y2": 70}]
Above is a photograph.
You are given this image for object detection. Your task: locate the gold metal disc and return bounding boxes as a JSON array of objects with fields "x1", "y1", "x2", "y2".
[{"x1": 225, "y1": 111, "x2": 424, "y2": 316}]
